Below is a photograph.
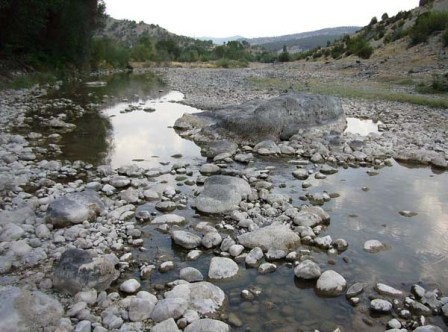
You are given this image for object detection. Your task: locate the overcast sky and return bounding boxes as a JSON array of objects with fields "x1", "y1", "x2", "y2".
[{"x1": 104, "y1": 0, "x2": 419, "y2": 38}]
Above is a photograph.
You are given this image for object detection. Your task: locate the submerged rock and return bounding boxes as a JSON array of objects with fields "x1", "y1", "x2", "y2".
[
  {"x1": 294, "y1": 260, "x2": 321, "y2": 279},
  {"x1": 195, "y1": 175, "x2": 251, "y2": 214}
]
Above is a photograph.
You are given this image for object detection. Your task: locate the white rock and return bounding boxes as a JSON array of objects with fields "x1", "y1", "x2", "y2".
[
  {"x1": 375, "y1": 283, "x2": 403, "y2": 297},
  {"x1": 150, "y1": 318, "x2": 180, "y2": 332},
  {"x1": 370, "y1": 299, "x2": 392, "y2": 313},
  {"x1": 208, "y1": 257, "x2": 239, "y2": 279},
  {"x1": 294, "y1": 260, "x2": 321, "y2": 279},
  {"x1": 184, "y1": 318, "x2": 230, "y2": 332},
  {"x1": 152, "y1": 214, "x2": 185, "y2": 224},
  {"x1": 316, "y1": 270, "x2": 347, "y2": 296},
  {"x1": 363, "y1": 239, "x2": 385, "y2": 253},
  {"x1": 120, "y1": 279, "x2": 141, "y2": 294}
]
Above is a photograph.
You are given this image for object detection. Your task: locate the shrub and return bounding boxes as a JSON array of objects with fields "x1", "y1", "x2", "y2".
[
  {"x1": 431, "y1": 73, "x2": 448, "y2": 92},
  {"x1": 369, "y1": 17, "x2": 378, "y2": 26},
  {"x1": 410, "y1": 11, "x2": 448, "y2": 45},
  {"x1": 346, "y1": 36, "x2": 374, "y2": 59}
]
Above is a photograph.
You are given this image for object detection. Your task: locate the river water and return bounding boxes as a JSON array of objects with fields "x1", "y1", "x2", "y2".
[{"x1": 58, "y1": 74, "x2": 448, "y2": 331}]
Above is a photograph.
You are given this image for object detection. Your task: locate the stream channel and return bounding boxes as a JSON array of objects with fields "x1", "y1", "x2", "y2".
[{"x1": 53, "y1": 73, "x2": 448, "y2": 331}]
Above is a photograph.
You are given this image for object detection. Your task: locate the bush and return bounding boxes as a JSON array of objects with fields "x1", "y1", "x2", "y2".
[
  {"x1": 347, "y1": 36, "x2": 374, "y2": 59},
  {"x1": 369, "y1": 17, "x2": 378, "y2": 26},
  {"x1": 431, "y1": 73, "x2": 448, "y2": 92},
  {"x1": 410, "y1": 11, "x2": 448, "y2": 45}
]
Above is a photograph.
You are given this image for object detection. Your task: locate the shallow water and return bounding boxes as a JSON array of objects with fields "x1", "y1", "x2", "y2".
[{"x1": 60, "y1": 74, "x2": 447, "y2": 331}]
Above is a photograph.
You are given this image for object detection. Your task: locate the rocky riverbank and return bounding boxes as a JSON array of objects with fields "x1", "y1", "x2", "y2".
[{"x1": 0, "y1": 67, "x2": 447, "y2": 332}]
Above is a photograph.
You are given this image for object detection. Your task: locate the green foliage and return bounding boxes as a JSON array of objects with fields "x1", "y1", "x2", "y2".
[
  {"x1": 419, "y1": 0, "x2": 435, "y2": 6},
  {"x1": 410, "y1": 11, "x2": 448, "y2": 45},
  {"x1": 215, "y1": 58, "x2": 248, "y2": 68},
  {"x1": 5, "y1": 72, "x2": 58, "y2": 89},
  {"x1": 278, "y1": 45, "x2": 290, "y2": 62},
  {"x1": 346, "y1": 36, "x2": 374, "y2": 59},
  {"x1": 0, "y1": 0, "x2": 105, "y2": 69},
  {"x1": 90, "y1": 38, "x2": 130, "y2": 69},
  {"x1": 369, "y1": 17, "x2": 378, "y2": 26},
  {"x1": 431, "y1": 73, "x2": 448, "y2": 92},
  {"x1": 382, "y1": 13, "x2": 389, "y2": 21}
]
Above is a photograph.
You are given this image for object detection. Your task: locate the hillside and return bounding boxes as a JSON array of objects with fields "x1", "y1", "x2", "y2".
[
  {"x1": 96, "y1": 16, "x2": 211, "y2": 48},
  {"x1": 243, "y1": 27, "x2": 360, "y2": 52}
]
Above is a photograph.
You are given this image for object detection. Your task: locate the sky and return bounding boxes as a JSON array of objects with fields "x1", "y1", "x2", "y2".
[{"x1": 104, "y1": 0, "x2": 420, "y2": 38}]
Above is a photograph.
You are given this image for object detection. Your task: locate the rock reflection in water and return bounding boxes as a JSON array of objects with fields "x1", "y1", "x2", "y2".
[{"x1": 344, "y1": 117, "x2": 382, "y2": 136}]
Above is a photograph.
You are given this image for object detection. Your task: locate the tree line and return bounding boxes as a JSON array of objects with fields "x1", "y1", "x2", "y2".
[{"x1": 0, "y1": 0, "x2": 105, "y2": 70}]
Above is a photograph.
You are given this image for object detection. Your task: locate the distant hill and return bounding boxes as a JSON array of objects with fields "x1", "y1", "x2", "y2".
[
  {"x1": 198, "y1": 36, "x2": 245, "y2": 45},
  {"x1": 242, "y1": 27, "x2": 360, "y2": 52}
]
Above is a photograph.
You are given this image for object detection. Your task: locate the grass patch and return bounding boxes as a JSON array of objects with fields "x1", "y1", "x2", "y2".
[
  {"x1": 214, "y1": 58, "x2": 249, "y2": 68},
  {"x1": 248, "y1": 77, "x2": 448, "y2": 108}
]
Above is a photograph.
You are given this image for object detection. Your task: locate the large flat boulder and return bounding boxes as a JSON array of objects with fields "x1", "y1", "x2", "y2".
[
  {"x1": 237, "y1": 224, "x2": 300, "y2": 251},
  {"x1": 175, "y1": 92, "x2": 345, "y2": 143},
  {"x1": 195, "y1": 175, "x2": 251, "y2": 214}
]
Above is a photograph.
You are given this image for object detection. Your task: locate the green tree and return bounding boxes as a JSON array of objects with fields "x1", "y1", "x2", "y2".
[{"x1": 278, "y1": 45, "x2": 290, "y2": 62}]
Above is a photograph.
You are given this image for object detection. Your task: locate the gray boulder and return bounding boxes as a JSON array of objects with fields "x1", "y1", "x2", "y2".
[
  {"x1": 151, "y1": 298, "x2": 188, "y2": 323},
  {"x1": 237, "y1": 224, "x2": 300, "y2": 251},
  {"x1": 208, "y1": 257, "x2": 239, "y2": 279},
  {"x1": 47, "y1": 191, "x2": 104, "y2": 227},
  {"x1": 176, "y1": 92, "x2": 345, "y2": 143},
  {"x1": 151, "y1": 318, "x2": 181, "y2": 332},
  {"x1": 0, "y1": 286, "x2": 64, "y2": 331},
  {"x1": 195, "y1": 175, "x2": 251, "y2": 214},
  {"x1": 53, "y1": 248, "x2": 119, "y2": 295},
  {"x1": 171, "y1": 230, "x2": 201, "y2": 249}
]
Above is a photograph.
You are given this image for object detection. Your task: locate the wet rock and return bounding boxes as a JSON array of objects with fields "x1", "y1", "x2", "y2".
[
  {"x1": 53, "y1": 248, "x2": 119, "y2": 295},
  {"x1": 143, "y1": 189, "x2": 160, "y2": 201},
  {"x1": 363, "y1": 239, "x2": 386, "y2": 253},
  {"x1": 346, "y1": 283, "x2": 364, "y2": 298},
  {"x1": 195, "y1": 175, "x2": 251, "y2": 214},
  {"x1": 184, "y1": 318, "x2": 230, "y2": 332},
  {"x1": 237, "y1": 224, "x2": 300, "y2": 251},
  {"x1": 314, "y1": 235, "x2": 333, "y2": 249},
  {"x1": 110, "y1": 176, "x2": 130, "y2": 188},
  {"x1": 258, "y1": 262, "x2": 276, "y2": 274},
  {"x1": 411, "y1": 284, "x2": 426, "y2": 299},
  {"x1": 254, "y1": 140, "x2": 280, "y2": 155},
  {"x1": 199, "y1": 163, "x2": 220, "y2": 175},
  {"x1": 234, "y1": 153, "x2": 253, "y2": 164},
  {"x1": 265, "y1": 249, "x2": 287, "y2": 260},
  {"x1": 0, "y1": 286, "x2": 64, "y2": 331},
  {"x1": 201, "y1": 140, "x2": 238, "y2": 159},
  {"x1": 406, "y1": 298, "x2": 432, "y2": 316},
  {"x1": 151, "y1": 318, "x2": 181, "y2": 332},
  {"x1": 292, "y1": 169, "x2": 309, "y2": 180},
  {"x1": 370, "y1": 299, "x2": 392, "y2": 313},
  {"x1": 399, "y1": 210, "x2": 417, "y2": 217},
  {"x1": 120, "y1": 187, "x2": 139, "y2": 203},
  {"x1": 152, "y1": 214, "x2": 185, "y2": 224},
  {"x1": 151, "y1": 298, "x2": 188, "y2": 323},
  {"x1": 201, "y1": 232, "x2": 222, "y2": 249},
  {"x1": 294, "y1": 260, "x2": 321, "y2": 279},
  {"x1": 388, "y1": 318, "x2": 402, "y2": 329},
  {"x1": 164, "y1": 281, "x2": 225, "y2": 315},
  {"x1": 245, "y1": 247, "x2": 264, "y2": 267},
  {"x1": 333, "y1": 238, "x2": 348, "y2": 252},
  {"x1": 159, "y1": 261, "x2": 174, "y2": 273},
  {"x1": 319, "y1": 165, "x2": 338, "y2": 175},
  {"x1": 180, "y1": 267, "x2": 204, "y2": 282},
  {"x1": 375, "y1": 283, "x2": 403, "y2": 297},
  {"x1": 208, "y1": 257, "x2": 239, "y2": 279},
  {"x1": 171, "y1": 230, "x2": 201, "y2": 249},
  {"x1": 293, "y1": 206, "x2": 330, "y2": 227},
  {"x1": 316, "y1": 270, "x2": 347, "y2": 297},
  {"x1": 155, "y1": 201, "x2": 177, "y2": 213},
  {"x1": 46, "y1": 191, "x2": 104, "y2": 227},
  {"x1": 75, "y1": 320, "x2": 91, "y2": 332},
  {"x1": 229, "y1": 244, "x2": 244, "y2": 257},
  {"x1": 120, "y1": 279, "x2": 141, "y2": 294}
]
